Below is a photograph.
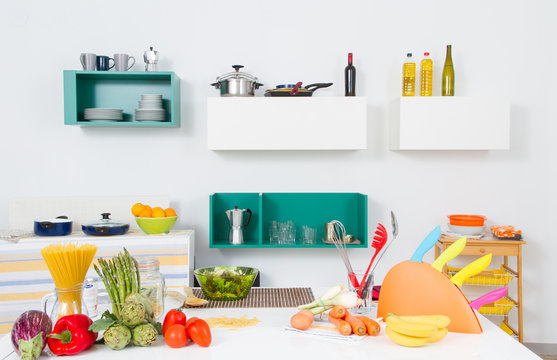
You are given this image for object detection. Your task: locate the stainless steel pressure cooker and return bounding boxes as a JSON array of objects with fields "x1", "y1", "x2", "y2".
[{"x1": 211, "y1": 65, "x2": 263, "y2": 97}]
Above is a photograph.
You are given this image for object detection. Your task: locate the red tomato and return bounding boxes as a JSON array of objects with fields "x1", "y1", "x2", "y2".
[
  {"x1": 186, "y1": 318, "x2": 212, "y2": 347},
  {"x1": 164, "y1": 324, "x2": 189, "y2": 348},
  {"x1": 163, "y1": 309, "x2": 187, "y2": 335},
  {"x1": 185, "y1": 317, "x2": 198, "y2": 328}
]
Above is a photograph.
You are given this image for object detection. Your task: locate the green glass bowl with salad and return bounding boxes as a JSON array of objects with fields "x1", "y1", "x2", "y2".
[{"x1": 194, "y1": 266, "x2": 259, "y2": 301}]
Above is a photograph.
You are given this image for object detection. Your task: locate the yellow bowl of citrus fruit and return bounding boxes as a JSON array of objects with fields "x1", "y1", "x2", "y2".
[{"x1": 131, "y1": 203, "x2": 178, "y2": 234}]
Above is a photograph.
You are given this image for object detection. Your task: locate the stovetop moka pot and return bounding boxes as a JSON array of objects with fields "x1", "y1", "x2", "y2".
[{"x1": 225, "y1": 206, "x2": 252, "y2": 245}]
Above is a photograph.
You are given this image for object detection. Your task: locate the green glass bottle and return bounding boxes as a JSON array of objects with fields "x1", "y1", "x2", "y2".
[{"x1": 442, "y1": 45, "x2": 455, "y2": 96}]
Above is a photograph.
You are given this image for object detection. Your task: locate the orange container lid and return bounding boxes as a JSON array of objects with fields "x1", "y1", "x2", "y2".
[{"x1": 448, "y1": 215, "x2": 487, "y2": 226}]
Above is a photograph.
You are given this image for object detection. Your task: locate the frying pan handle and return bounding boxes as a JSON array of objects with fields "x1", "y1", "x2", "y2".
[
  {"x1": 291, "y1": 82, "x2": 303, "y2": 95},
  {"x1": 304, "y1": 83, "x2": 333, "y2": 91}
]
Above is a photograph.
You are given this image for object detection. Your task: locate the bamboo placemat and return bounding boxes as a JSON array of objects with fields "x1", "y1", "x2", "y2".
[{"x1": 191, "y1": 287, "x2": 314, "y2": 308}]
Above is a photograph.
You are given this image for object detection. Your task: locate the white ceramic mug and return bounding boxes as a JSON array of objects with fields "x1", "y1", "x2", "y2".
[
  {"x1": 80, "y1": 53, "x2": 96, "y2": 70},
  {"x1": 114, "y1": 53, "x2": 136, "y2": 71}
]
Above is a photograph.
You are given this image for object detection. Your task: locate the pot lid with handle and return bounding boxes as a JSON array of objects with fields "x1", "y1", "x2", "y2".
[
  {"x1": 82, "y1": 213, "x2": 129, "y2": 228},
  {"x1": 35, "y1": 216, "x2": 72, "y2": 230},
  {"x1": 35, "y1": 215, "x2": 72, "y2": 224},
  {"x1": 215, "y1": 65, "x2": 259, "y2": 83}
]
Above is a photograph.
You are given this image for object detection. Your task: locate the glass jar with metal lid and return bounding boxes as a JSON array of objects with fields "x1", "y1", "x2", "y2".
[
  {"x1": 211, "y1": 65, "x2": 263, "y2": 97},
  {"x1": 137, "y1": 256, "x2": 165, "y2": 320}
]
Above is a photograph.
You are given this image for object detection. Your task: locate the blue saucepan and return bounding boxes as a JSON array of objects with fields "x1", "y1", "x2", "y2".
[
  {"x1": 34, "y1": 216, "x2": 72, "y2": 236},
  {"x1": 82, "y1": 213, "x2": 129, "y2": 236}
]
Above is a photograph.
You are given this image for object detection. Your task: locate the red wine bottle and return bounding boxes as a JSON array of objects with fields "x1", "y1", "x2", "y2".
[{"x1": 345, "y1": 53, "x2": 356, "y2": 96}]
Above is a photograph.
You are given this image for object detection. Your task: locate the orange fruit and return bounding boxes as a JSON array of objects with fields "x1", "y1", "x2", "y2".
[
  {"x1": 138, "y1": 207, "x2": 153, "y2": 218},
  {"x1": 164, "y1": 208, "x2": 177, "y2": 217},
  {"x1": 131, "y1": 203, "x2": 144, "y2": 216},
  {"x1": 152, "y1": 207, "x2": 165, "y2": 218}
]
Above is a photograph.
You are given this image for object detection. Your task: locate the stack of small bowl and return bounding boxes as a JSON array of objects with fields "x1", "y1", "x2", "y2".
[
  {"x1": 83, "y1": 108, "x2": 123, "y2": 122},
  {"x1": 447, "y1": 215, "x2": 486, "y2": 235},
  {"x1": 135, "y1": 94, "x2": 166, "y2": 121}
]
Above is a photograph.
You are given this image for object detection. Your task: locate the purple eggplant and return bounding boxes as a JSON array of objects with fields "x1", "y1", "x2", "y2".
[{"x1": 11, "y1": 310, "x2": 52, "y2": 360}]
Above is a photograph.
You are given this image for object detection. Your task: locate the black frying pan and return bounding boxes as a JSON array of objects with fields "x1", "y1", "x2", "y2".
[{"x1": 264, "y1": 82, "x2": 333, "y2": 97}]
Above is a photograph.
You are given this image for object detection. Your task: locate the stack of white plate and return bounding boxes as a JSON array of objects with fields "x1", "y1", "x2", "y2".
[
  {"x1": 135, "y1": 94, "x2": 166, "y2": 121},
  {"x1": 83, "y1": 108, "x2": 123, "y2": 121}
]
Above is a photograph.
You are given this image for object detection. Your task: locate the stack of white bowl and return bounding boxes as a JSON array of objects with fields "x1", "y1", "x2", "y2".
[
  {"x1": 83, "y1": 108, "x2": 123, "y2": 121},
  {"x1": 135, "y1": 94, "x2": 166, "y2": 121}
]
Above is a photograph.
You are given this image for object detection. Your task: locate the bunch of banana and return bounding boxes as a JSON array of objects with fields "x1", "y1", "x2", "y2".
[{"x1": 386, "y1": 314, "x2": 451, "y2": 347}]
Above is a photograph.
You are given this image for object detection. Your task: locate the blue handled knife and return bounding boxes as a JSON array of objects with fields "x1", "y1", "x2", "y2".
[{"x1": 410, "y1": 225, "x2": 441, "y2": 262}]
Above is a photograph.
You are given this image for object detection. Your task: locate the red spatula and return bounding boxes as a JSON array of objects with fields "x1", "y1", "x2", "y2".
[{"x1": 357, "y1": 223, "x2": 387, "y2": 298}]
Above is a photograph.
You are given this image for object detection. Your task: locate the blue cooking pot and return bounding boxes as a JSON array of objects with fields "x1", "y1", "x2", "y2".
[
  {"x1": 82, "y1": 213, "x2": 129, "y2": 236},
  {"x1": 34, "y1": 216, "x2": 72, "y2": 236}
]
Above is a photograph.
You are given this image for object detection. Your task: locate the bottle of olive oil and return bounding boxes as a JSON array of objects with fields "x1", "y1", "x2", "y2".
[
  {"x1": 420, "y1": 52, "x2": 433, "y2": 96},
  {"x1": 442, "y1": 45, "x2": 455, "y2": 96},
  {"x1": 402, "y1": 53, "x2": 416, "y2": 96}
]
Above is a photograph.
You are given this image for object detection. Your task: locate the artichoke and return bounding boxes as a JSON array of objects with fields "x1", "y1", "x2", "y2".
[
  {"x1": 120, "y1": 302, "x2": 146, "y2": 327},
  {"x1": 132, "y1": 323, "x2": 158, "y2": 347},
  {"x1": 125, "y1": 293, "x2": 154, "y2": 320},
  {"x1": 103, "y1": 324, "x2": 131, "y2": 350}
]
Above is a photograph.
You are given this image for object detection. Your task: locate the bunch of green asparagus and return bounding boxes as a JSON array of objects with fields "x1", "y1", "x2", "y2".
[{"x1": 94, "y1": 248, "x2": 140, "y2": 319}]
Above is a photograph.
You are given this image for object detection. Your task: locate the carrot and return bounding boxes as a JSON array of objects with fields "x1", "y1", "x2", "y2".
[
  {"x1": 329, "y1": 305, "x2": 347, "y2": 319},
  {"x1": 344, "y1": 312, "x2": 367, "y2": 336},
  {"x1": 329, "y1": 316, "x2": 352, "y2": 336},
  {"x1": 357, "y1": 316, "x2": 381, "y2": 336}
]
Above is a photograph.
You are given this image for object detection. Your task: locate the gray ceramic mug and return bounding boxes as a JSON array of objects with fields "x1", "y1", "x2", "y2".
[
  {"x1": 114, "y1": 53, "x2": 136, "y2": 71},
  {"x1": 80, "y1": 53, "x2": 96, "y2": 70}
]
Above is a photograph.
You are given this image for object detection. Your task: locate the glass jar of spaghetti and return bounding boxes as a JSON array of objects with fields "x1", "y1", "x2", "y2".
[{"x1": 137, "y1": 256, "x2": 165, "y2": 320}]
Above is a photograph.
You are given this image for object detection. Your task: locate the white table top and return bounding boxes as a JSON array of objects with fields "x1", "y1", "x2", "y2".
[{"x1": 0, "y1": 291, "x2": 541, "y2": 360}]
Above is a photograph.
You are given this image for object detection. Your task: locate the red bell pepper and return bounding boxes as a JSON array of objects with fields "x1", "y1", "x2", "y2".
[{"x1": 47, "y1": 314, "x2": 97, "y2": 355}]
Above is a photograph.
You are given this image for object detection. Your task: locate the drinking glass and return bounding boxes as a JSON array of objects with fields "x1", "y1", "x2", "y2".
[
  {"x1": 277, "y1": 221, "x2": 296, "y2": 245},
  {"x1": 269, "y1": 221, "x2": 279, "y2": 245},
  {"x1": 347, "y1": 271, "x2": 375, "y2": 315},
  {"x1": 286, "y1": 221, "x2": 296, "y2": 245},
  {"x1": 301, "y1": 226, "x2": 317, "y2": 245}
]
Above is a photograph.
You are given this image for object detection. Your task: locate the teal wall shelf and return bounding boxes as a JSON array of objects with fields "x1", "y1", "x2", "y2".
[
  {"x1": 63, "y1": 71, "x2": 180, "y2": 127},
  {"x1": 209, "y1": 192, "x2": 368, "y2": 248}
]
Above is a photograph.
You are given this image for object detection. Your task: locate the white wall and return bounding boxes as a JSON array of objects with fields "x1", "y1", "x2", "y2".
[{"x1": 1, "y1": 0, "x2": 555, "y2": 343}]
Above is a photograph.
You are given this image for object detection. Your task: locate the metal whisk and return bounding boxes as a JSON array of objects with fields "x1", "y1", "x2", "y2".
[{"x1": 329, "y1": 220, "x2": 359, "y2": 288}]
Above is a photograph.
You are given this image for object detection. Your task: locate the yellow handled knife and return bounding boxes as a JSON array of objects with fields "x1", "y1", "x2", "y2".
[
  {"x1": 451, "y1": 253, "x2": 492, "y2": 287},
  {"x1": 431, "y1": 236, "x2": 467, "y2": 272}
]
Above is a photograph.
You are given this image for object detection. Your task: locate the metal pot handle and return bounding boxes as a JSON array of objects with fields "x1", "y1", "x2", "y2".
[
  {"x1": 210, "y1": 82, "x2": 221, "y2": 89},
  {"x1": 39, "y1": 221, "x2": 54, "y2": 230},
  {"x1": 94, "y1": 226, "x2": 110, "y2": 234},
  {"x1": 254, "y1": 82, "x2": 264, "y2": 89}
]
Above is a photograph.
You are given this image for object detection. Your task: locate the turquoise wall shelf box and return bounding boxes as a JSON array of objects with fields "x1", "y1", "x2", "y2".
[
  {"x1": 63, "y1": 70, "x2": 180, "y2": 127},
  {"x1": 209, "y1": 192, "x2": 368, "y2": 248}
]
